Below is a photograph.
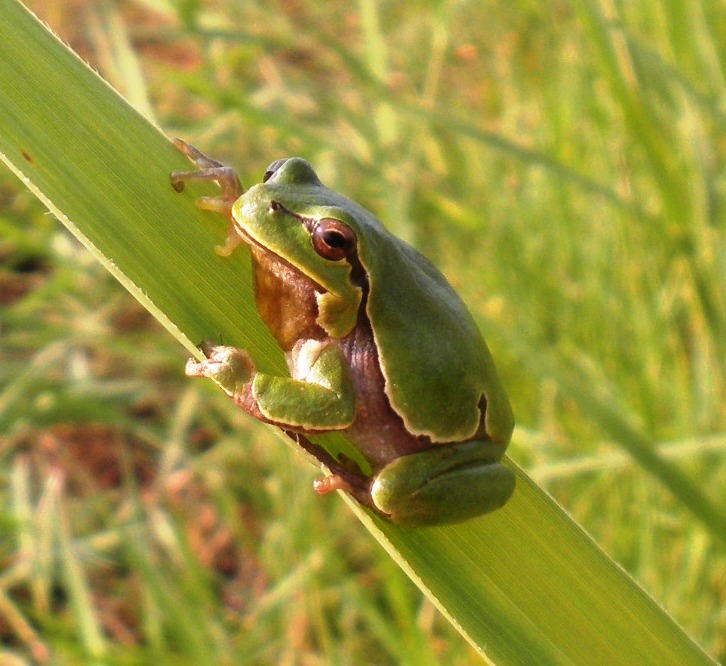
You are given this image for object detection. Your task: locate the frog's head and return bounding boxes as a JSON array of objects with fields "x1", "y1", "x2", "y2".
[{"x1": 231, "y1": 158, "x2": 380, "y2": 339}]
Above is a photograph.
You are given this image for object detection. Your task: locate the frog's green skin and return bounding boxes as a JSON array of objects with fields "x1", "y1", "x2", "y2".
[{"x1": 171, "y1": 140, "x2": 515, "y2": 526}]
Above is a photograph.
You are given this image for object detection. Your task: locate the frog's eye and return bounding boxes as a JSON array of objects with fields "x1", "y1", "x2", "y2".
[
  {"x1": 263, "y1": 159, "x2": 288, "y2": 183},
  {"x1": 311, "y1": 219, "x2": 357, "y2": 261},
  {"x1": 263, "y1": 158, "x2": 322, "y2": 186}
]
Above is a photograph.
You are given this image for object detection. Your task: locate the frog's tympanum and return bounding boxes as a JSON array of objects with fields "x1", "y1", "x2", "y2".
[{"x1": 171, "y1": 140, "x2": 514, "y2": 526}]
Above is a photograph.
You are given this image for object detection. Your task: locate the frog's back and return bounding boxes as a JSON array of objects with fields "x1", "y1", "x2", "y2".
[{"x1": 356, "y1": 220, "x2": 513, "y2": 444}]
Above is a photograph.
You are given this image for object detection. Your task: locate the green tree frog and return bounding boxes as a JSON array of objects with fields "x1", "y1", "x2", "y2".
[{"x1": 171, "y1": 140, "x2": 515, "y2": 526}]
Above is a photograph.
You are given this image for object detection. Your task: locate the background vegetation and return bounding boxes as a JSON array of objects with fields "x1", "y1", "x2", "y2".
[{"x1": 0, "y1": 0, "x2": 724, "y2": 663}]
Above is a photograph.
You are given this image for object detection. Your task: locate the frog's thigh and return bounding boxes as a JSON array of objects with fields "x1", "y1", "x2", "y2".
[{"x1": 370, "y1": 441, "x2": 515, "y2": 526}]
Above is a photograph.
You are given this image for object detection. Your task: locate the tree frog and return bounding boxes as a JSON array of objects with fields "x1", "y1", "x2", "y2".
[{"x1": 171, "y1": 140, "x2": 515, "y2": 526}]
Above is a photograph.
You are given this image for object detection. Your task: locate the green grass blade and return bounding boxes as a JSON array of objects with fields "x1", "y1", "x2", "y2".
[
  {"x1": 0, "y1": 1, "x2": 713, "y2": 663},
  {"x1": 552, "y1": 365, "x2": 726, "y2": 546},
  {"x1": 55, "y1": 482, "x2": 107, "y2": 661}
]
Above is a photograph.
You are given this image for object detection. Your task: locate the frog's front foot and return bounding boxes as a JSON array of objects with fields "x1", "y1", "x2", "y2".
[
  {"x1": 170, "y1": 139, "x2": 244, "y2": 218},
  {"x1": 185, "y1": 342, "x2": 254, "y2": 395}
]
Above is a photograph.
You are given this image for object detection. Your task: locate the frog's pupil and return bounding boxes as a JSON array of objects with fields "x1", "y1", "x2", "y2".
[{"x1": 323, "y1": 230, "x2": 347, "y2": 248}]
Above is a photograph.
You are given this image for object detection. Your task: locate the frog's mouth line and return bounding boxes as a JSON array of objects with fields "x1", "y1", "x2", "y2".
[{"x1": 232, "y1": 217, "x2": 326, "y2": 295}]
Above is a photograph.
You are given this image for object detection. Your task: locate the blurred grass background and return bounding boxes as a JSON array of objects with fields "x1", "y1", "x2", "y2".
[{"x1": 0, "y1": 0, "x2": 724, "y2": 663}]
